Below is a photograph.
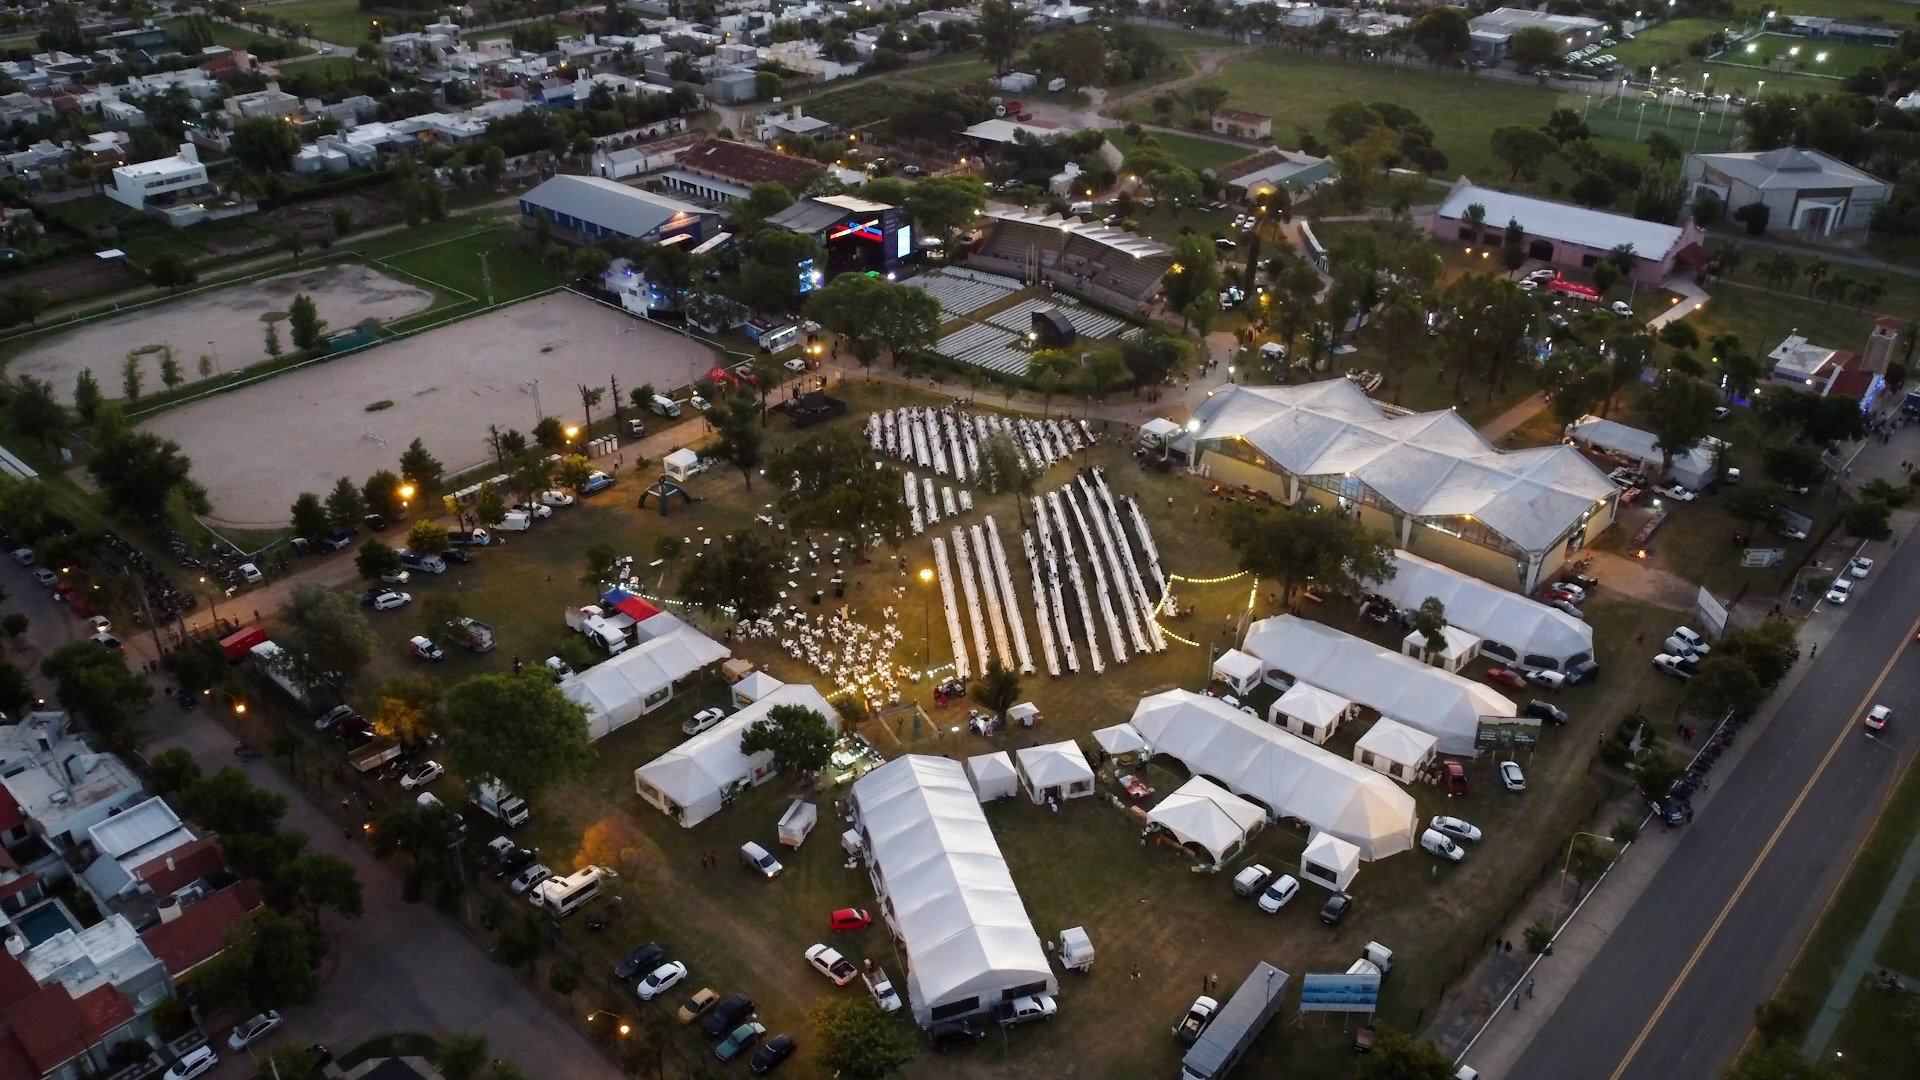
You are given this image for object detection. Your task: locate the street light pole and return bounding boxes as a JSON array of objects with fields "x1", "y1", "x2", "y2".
[
  {"x1": 918, "y1": 567, "x2": 934, "y2": 678},
  {"x1": 1553, "y1": 831, "x2": 1619, "y2": 925}
]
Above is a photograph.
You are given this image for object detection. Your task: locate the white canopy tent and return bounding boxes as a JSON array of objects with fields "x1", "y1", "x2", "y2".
[
  {"x1": 1243, "y1": 615, "x2": 1515, "y2": 756},
  {"x1": 730, "y1": 669, "x2": 785, "y2": 707},
  {"x1": 1301, "y1": 831, "x2": 1361, "y2": 892},
  {"x1": 1353, "y1": 718, "x2": 1439, "y2": 784},
  {"x1": 1146, "y1": 777, "x2": 1267, "y2": 864},
  {"x1": 1014, "y1": 741, "x2": 1095, "y2": 804},
  {"x1": 1139, "y1": 417, "x2": 1182, "y2": 449},
  {"x1": 965, "y1": 751, "x2": 1019, "y2": 802},
  {"x1": 1267, "y1": 682, "x2": 1354, "y2": 745},
  {"x1": 633, "y1": 682, "x2": 836, "y2": 827},
  {"x1": 1212, "y1": 649, "x2": 1263, "y2": 696},
  {"x1": 663, "y1": 447, "x2": 700, "y2": 482},
  {"x1": 1092, "y1": 723, "x2": 1147, "y2": 758},
  {"x1": 1401, "y1": 623, "x2": 1482, "y2": 673},
  {"x1": 1567, "y1": 414, "x2": 1721, "y2": 491},
  {"x1": 852, "y1": 756, "x2": 1056, "y2": 1027},
  {"x1": 1374, "y1": 550, "x2": 1594, "y2": 673},
  {"x1": 1129, "y1": 689, "x2": 1417, "y2": 860},
  {"x1": 562, "y1": 626, "x2": 732, "y2": 740}
]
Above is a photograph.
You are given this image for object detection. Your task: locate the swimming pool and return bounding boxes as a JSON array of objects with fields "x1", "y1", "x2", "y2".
[{"x1": 11, "y1": 900, "x2": 78, "y2": 946}]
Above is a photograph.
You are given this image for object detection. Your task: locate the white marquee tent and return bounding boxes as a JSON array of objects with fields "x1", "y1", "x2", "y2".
[
  {"x1": 1353, "y1": 718, "x2": 1439, "y2": 784},
  {"x1": 1567, "y1": 414, "x2": 1721, "y2": 491},
  {"x1": 663, "y1": 447, "x2": 701, "y2": 482},
  {"x1": 1374, "y1": 549, "x2": 1594, "y2": 672},
  {"x1": 1139, "y1": 417, "x2": 1182, "y2": 449},
  {"x1": 1146, "y1": 777, "x2": 1267, "y2": 864},
  {"x1": 1014, "y1": 741, "x2": 1095, "y2": 804},
  {"x1": 1402, "y1": 623, "x2": 1482, "y2": 673},
  {"x1": 730, "y1": 670, "x2": 784, "y2": 707},
  {"x1": 1129, "y1": 689, "x2": 1418, "y2": 860},
  {"x1": 1267, "y1": 682, "x2": 1354, "y2": 745},
  {"x1": 1092, "y1": 723, "x2": 1147, "y2": 758},
  {"x1": 852, "y1": 756, "x2": 1056, "y2": 1027},
  {"x1": 562, "y1": 626, "x2": 732, "y2": 740},
  {"x1": 966, "y1": 751, "x2": 1019, "y2": 802},
  {"x1": 1242, "y1": 615, "x2": 1515, "y2": 755},
  {"x1": 1212, "y1": 649, "x2": 1263, "y2": 695},
  {"x1": 1301, "y1": 831, "x2": 1361, "y2": 892},
  {"x1": 633, "y1": 682, "x2": 836, "y2": 827}
]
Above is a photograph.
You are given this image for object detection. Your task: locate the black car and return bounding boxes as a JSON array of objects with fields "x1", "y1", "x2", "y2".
[
  {"x1": 440, "y1": 547, "x2": 474, "y2": 564},
  {"x1": 1523, "y1": 700, "x2": 1569, "y2": 726},
  {"x1": 1651, "y1": 797, "x2": 1693, "y2": 826},
  {"x1": 701, "y1": 994, "x2": 755, "y2": 1039},
  {"x1": 493, "y1": 847, "x2": 536, "y2": 879},
  {"x1": 928, "y1": 1017, "x2": 987, "y2": 1050},
  {"x1": 362, "y1": 513, "x2": 388, "y2": 531},
  {"x1": 1567, "y1": 659, "x2": 1599, "y2": 685},
  {"x1": 1565, "y1": 573, "x2": 1600, "y2": 591},
  {"x1": 1320, "y1": 893, "x2": 1352, "y2": 925},
  {"x1": 748, "y1": 1034, "x2": 795, "y2": 1074},
  {"x1": 359, "y1": 588, "x2": 385, "y2": 607},
  {"x1": 614, "y1": 943, "x2": 666, "y2": 981},
  {"x1": 321, "y1": 527, "x2": 354, "y2": 551},
  {"x1": 339, "y1": 729, "x2": 375, "y2": 749}
]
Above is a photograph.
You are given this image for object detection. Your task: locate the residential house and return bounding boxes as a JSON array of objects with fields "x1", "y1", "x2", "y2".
[
  {"x1": 1211, "y1": 108, "x2": 1272, "y2": 141},
  {"x1": 77, "y1": 798, "x2": 196, "y2": 908},
  {"x1": 0, "y1": 950, "x2": 143, "y2": 1080},
  {"x1": 140, "y1": 881, "x2": 263, "y2": 980},
  {"x1": 103, "y1": 143, "x2": 213, "y2": 214},
  {"x1": 1211, "y1": 147, "x2": 1334, "y2": 199},
  {"x1": 20, "y1": 915, "x2": 170, "y2": 1016},
  {"x1": 224, "y1": 80, "x2": 300, "y2": 120}
]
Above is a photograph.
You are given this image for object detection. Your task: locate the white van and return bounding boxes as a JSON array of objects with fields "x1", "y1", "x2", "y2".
[
  {"x1": 650, "y1": 395, "x2": 681, "y2": 418},
  {"x1": 497, "y1": 510, "x2": 531, "y2": 532},
  {"x1": 532, "y1": 865, "x2": 615, "y2": 917},
  {"x1": 1420, "y1": 828, "x2": 1465, "y2": 862}
]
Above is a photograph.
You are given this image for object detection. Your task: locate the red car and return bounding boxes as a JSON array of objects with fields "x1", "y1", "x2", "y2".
[
  {"x1": 1486, "y1": 666, "x2": 1528, "y2": 690},
  {"x1": 1441, "y1": 759, "x2": 1468, "y2": 797},
  {"x1": 829, "y1": 908, "x2": 872, "y2": 932}
]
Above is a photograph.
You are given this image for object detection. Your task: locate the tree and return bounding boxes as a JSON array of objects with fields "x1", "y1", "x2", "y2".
[
  {"x1": 1688, "y1": 654, "x2": 1768, "y2": 719},
  {"x1": 146, "y1": 251, "x2": 196, "y2": 291},
  {"x1": 1506, "y1": 26, "x2": 1561, "y2": 69},
  {"x1": 808, "y1": 997, "x2": 918, "y2": 1080},
  {"x1": 481, "y1": 146, "x2": 507, "y2": 185},
  {"x1": 555, "y1": 453, "x2": 594, "y2": 494},
  {"x1": 1354, "y1": 1023, "x2": 1453, "y2": 1080},
  {"x1": 274, "y1": 852, "x2": 364, "y2": 925},
  {"x1": 1523, "y1": 919, "x2": 1555, "y2": 956},
  {"x1": 1802, "y1": 394, "x2": 1866, "y2": 445},
  {"x1": 7, "y1": 376, "x2": 65, "y2": 447},
  {"x1": 407, "y1": 520, "x2": 449, "y2": 557},
  {"x1": 151, "y1": 750, "x2": 205, "y2": 801},
  {"x1": 710, "y1": 396, "x2": 765, "y2": 488},
  {"x1": 192, "y1": 910, "x2": 319, "y2": 1015},
  {"x1": 1569, "y1": 171, "x2": 1615, "y2": 208},
  {"x1": 1659, "y1": 320, "x2": 1701, "y2": 352},
  {"x1": 1326, "y1": 100, "x2": 1384, "y2": 146},
  {"x1": 1412, "y1": 7, "x2": 1470, "y2": 66},
  {"x1": 90, "y1": 423, "x2": 208, "y2": 521},
  {"x1": 1411, "y1": 597, "x2": 1448, "y2": 653},
  {"x1": 1544, "y1": 107, "x2": 1590, "y2": 145},
  {"x1": 1027, "y1": 350, "x2": 1077, "y2": 418},
  {"x1": 1763, "y1": 445, "x2": 1825, "y2": 491},
  {"x1": 765, "y1": 429, "x2": 910, "y2": 552},
  {"x1": 444, "y1": 673, "x2": 594, "y2": 802},
  {"x1": 231, "y1": 116, "x2": 301, "y2": 173},
  {"x1": 973, "y1": 657, "x2": 1021, "y2": 720},
  {"x1": 72, "y1": 369, "x2": 102, "y2": 425},
  {"x1": 280, "y1": 583, "x2": 376, "y2": 693},
  {"x1": 1162, "y1": 233, "x2": 1220, "y2": 328},
  {"x1": 1220, "y1": 502, "x2": 1395, "y2": 604},
  {"x1": 1078, "y1": 350, "x2": 1130, "y2": 405},
  {"x1": 326, "y1": 476, "x2": 365, "y2": 530},
  {"x1": 354, "y1": 536, "x2": 403, "y2": 580},
  {"x1": 680, "y1": 530, "x2": 783, "y2": 620},
  {"x1": 739, "y1": 702, "x2": 835, "y2": 776},
  {"x1": 121, "y1": 352, "x2": 144, "y2": 400},
  {"x1": 363, "y1": 470, "x2": 404, "y2": 522},
  {"x1": 179, "y1": 767, "x2": 288, "y2": 836},
  {"x1": 290, "y1": 493, "x2": 329, "y2": 543},
  {"x1": 978, "y1": 0, "x2": 1028, "y2": 74},
  {"x1": 1751, "y1": 995, "x2": 1810, "y2": 1048},
  {"x1": 473, "y1": 481, "x2": 505, "y2": 528},
  {"x1": 737, "y1": 180, "x2": 794, "y2": 222},
  {"x1": 264, "y1": 320, "x2": 283, "y2": 359},
  {"x1": 436, "y1": 1035, "x2": 492, "y2": 1080},
  {"x1": 1120, "y1": 333, "x2": 1188, "y2": 388},
  {"x1": 287, "y1": 293, "x2": 326, "y2": 350},
  {"x1": 399, "y1": 438, "x2": 446, "y2": 505},
  {"x1": 1641, "y1": 372, "x2": 1719, "y2": 478},
  {"x1": 1490, "y1": 126, "x2": 1555, "y2": 181},
  {"x1": 1591, "y1": 259, "x2": 1622, "y2": 298},
  {"x1": 903, "y1": 175, "x2": 989, "y2": 245},
  {"x1": 577, "y1": 384, "x2": 606, "y2": 437},
  {"x1": 1844, "y1": 498, "x2": 1893, "y2": 541}
]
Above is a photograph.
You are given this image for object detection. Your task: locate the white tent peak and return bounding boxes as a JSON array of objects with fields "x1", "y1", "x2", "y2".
[{"x1": 1147, "y1": 777, "x2": 1267, "y2": 863}]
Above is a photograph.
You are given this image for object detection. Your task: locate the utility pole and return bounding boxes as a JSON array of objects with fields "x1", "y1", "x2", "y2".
[
  {"x1": 527, "y1": 378, "x2": 541, "y2": 426},
  {"x1": 479, "y1": 250, "x2": 494, "y2": 307},
  {"x1": 609, "y1": 374, "x2": 623, "y2": 433}
]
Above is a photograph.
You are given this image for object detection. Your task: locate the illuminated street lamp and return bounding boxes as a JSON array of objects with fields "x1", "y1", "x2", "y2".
[
  {"x1": 918, "y1": 567, "x2": 934, "y2": 671},
  {"x1": 564, "y1": 425, "x2": 580, "y2": 443}
]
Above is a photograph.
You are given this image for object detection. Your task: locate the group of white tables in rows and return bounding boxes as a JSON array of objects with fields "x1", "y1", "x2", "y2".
[
  {"x1": 932, "y1": 465, "x2": 1169, "y2": 682},
  {"x1": 734, "y1": 602, "x2": 910, "y2": 702},
  {"x1": 864, "y1": 407, "x2": 1096, "y2": 489}
]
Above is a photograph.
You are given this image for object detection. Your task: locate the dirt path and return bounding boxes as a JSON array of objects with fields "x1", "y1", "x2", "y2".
[{"x1": 1099, "y1": 46, "x2": 1253, "y2": 119}]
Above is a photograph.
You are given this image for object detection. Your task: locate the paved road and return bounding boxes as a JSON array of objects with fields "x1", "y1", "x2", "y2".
[
  {"x1": 0, "y1": 561, "x2": 625, "y2": 1080},
  {"x1": 1508, "y1": 539, "x2": 1920, "y2": 1079}
]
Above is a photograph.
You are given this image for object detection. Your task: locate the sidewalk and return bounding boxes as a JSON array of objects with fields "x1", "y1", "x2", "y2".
[{"x1": 1802, "y1": 811, "x2": 1920, "y2": 1053}]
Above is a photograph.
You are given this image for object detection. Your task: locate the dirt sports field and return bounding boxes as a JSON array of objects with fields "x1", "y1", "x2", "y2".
[
  {"x1": 142, "y1": 292, "x2": 722, "y2": 526},
  {"x1": 8, "y1": 264, "x2": 434, "y2": 401}
]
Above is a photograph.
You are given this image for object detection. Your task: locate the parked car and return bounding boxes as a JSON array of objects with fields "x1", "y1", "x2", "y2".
[
  {"x1": 510, "y1": 502, "x2": 553, "y2": 519},
  {"x1": 408, "y1": 635, "x2": 444, "y2": 661},
  {"x1": 805, "y1": 944, "x2": 859, "y2": 985},
  {"x1": 398, "y1": 760, "x2": 443, "y2": 790},
  {"x1": 1850, "y1": 556, "x2": 1874, "y2": 578},
  {"x1": 715, "y1": 1022, "x2": 767, "y2": 1062},
  {"x1": 227, "y1": 1012, "x2": 282, "y2": 1050},
  {"x1": 1320, "y1": 893, "x2": 1352, "y2": 925},
  {"x1": 1486, "y1": 666, "x2": 1528, "y2": 690},
  {"x1": 615, "y1": 943, "x2": 668, "y2": 981},
  {"x1": 1498, "y1": 761, "x2": 1527, "y2": 792},
  {"x1": 678, "y1": 988, "x2": 719, "y2": 1023},
  {"x1": 493, "y1": 846, "x2": 536, "y2": 879},
  {"x1": 1257, "y1": 874, "x2": 1301, "y2": 913},
  {"x1": 1826, "y1": 577, "x2": 1854, "y2": 604},
  {"x1": 1866, "y1": 704, "x2": 1891, "y2": 733},
  {"x1": 1525, "y1": 669, "x2": 1567, "y2": 690},
  {"x1": 1652, "y1": 654, "x2": 1694, "y2": 679},
  {"x1": 1670, "y1": 627, "x2": 1712, "y2": 654},
  {"x1": 740, "y1": 841, "x2": 783, "y2": 879},
  {"x1": 784, "y1": 358, "x2": 808, "y2": 373},
  {"x1": 864, "y1": 961, "x2": 902, "y2": 1012},
  {"x1": 748, "y1": 1033, "x2": 796, "y2": 1074},
  {"x1": 701, "y1": 994, "x2": 757, "y2": 1039},
  {"x1": 509, "y1": 864, "x2": 552, "y2": 895},
  {"x1": 1651, "y1": 797, "x2": 1693, "y2": 825},
  {"x1": 1430, "y1": 815, "x2": 1482, "y2": 843},
  {"x1": 829, "y1": 908, "x2": 872, "y2": 932},
  {"x1": 638, "y1": 961, "x2": 690, "y2": 1001},
  {"x1": 1568, "y1": 659, "x2": 1600, "y2": 684},
  {"x1": 1420, "y1": 828, "x2": 1466, "y2": 862},
  {"x1": 1441, "y1": 758, "x2": 1468, "y2": 796},
  {"x1": 30, "y1": 568, "x2": 57, "y2": 586},
  {"x1": 163, "y1": 1046, "x2": 219, "y2": 1080},
  {"x1": 1231, "y1": 863, "x2": 1273, "y2": 897},
  {"x1": 579, "y1": 471, "x2": 614, "y2": 495},
  {"x1": 1656, "y1": 484, "x2": 1697, "y2": 502},
  {"x1": 1175, "y1": 995, "x2": 1219, "y2": 1045},
  {"x1": 540, "y1": 490, "x2": 575, "y2": 507},
  {"x1": 1610, "y1": 300, "x2": 1634, "y2": 317},
  {"x1": 683, "y1": 707, "x2": 729, "y2": 736},
  {"x1": 928, "y1": 1017, "x2": 988, "y2": 1049},
  {"x1": 545, "y1": 656, "x2": 575, "y2": 682},
  {"x1": 1549, "y1": 598, "x2": 1585, "y2": 619},
  {"x1": 370, "y1": 591, "x2": 411, "y2": 611},
  {"x1": 1523, "y1": 700, "x2": 1569, "y2": 726}
]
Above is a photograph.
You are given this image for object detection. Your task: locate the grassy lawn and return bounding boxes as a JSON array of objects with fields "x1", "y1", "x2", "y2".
[
  {"x1": 459, "y1": 22, "x2": 585, "y2": 43},
  {"x1": 1206, "y1": 52, "x2": 1735, "y2": 193},
  {"x1": 1105, "y1": 128, "x2": 1251, "y2": 174},
  {"x1": 369, "y1": 224, "x2": 565, "y2": 333},
  {"x1": 274, "y1": 55, "x2": 381, "y2": 79},
  {"x1": 1771, "y1": 753, "x2": 1920, "y2": 1066},
  {"x1": 250, "y1": 0, "x2": 376, "y2": 45},
  {"x1": 160, "y1": 17, "x2": 315, "y2": 56},
  {"x1": 1691, "y1": 280, "x2": 1885, "y2": 365},
  {"x1": 1718, "y1": 33, "x2": 1892, "y2": 77},
  {"x1": 1775, "y1": 0, "x2": 1920, "y2": 19},
  {"x1": 271, "y1": 372, "x2": 1692, "y2": 1079}
]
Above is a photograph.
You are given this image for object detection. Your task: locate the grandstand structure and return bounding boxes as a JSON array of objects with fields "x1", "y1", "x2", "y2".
[
  {"x1": 967, "y1": 209, "x2": 1175, "y2": 314},
  {"x1": 909, "y1": 265, "x2": 1022, "y2": 319},
  {"x1": 907, "y1": 265, "x2": 1138, "y2": 377}
]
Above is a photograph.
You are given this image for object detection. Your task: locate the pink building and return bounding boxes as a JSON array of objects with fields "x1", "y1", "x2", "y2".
[{"x1": 1429, "y1": 178, "x2": 1707, "y2": 284}]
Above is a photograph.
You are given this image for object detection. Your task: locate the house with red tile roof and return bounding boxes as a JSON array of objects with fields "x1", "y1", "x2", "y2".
[
  {"x1": 0, "y1": 949, "x2": 142, "y2": 1080},
  {"x1": 140, "y1": 882, "x2": 263, "y2": 980}
]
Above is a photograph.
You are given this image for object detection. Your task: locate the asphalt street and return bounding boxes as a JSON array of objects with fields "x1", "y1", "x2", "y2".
[{"x1": 1510, "y1": 540, "x2": 1920, "y2": 1080}]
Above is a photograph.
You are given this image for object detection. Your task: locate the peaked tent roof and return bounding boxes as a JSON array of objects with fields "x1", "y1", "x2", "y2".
[
  {"x1": 1273, "y1": 682, "x2": 1351, "y2": 727},
  {"x1": 853, "y1": 756, "x2": 1051, "y2": 1016},
  {"x1": 965, "y1": 751, "x2": 1018, "y2": 800},
  {"x1": 635, "y1": 682, "x2": 836, "y2": 810},
  {"x1": 1014, "y1": 741, "x2": 1094, "y2": 790},
  {"x1": 1354, "y1": 718, "x2": 1439, "y2": 768},
  {"x1": 1241, "y1": 615, "x2": 1515, "y2": 755},
  {"x1": 1302, "y1": 831, "x2": 1361, "y2": 877},
  {"x1": 1694, "y1": 146, "x2": 1888, "y2": 191},
  {"x1": 561, "y1": 626, "x2": 731, "y2": 737},
  {"x1": 1184, "y1": 381, "x2": 1615, "y2": 556},
  {"x1": 1128, "y1": 690, "x2": 1417, "y2": 860},
  {"x1": 1092, "y1": 723, "x2": 1147, "y2": 755},
  {"x1": 1147, "y1": 777, "x2": 1267, "y2": 862},
  {"x1": 1374, "y1": 549, "x2": 1593, "y2": 663},
  {"x1": 1213, "y1": 648, "x2": 1262, "y2": 684}
]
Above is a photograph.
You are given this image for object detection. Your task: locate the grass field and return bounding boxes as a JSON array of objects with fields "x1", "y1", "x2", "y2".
[
  {"x1": 275, "y1": 55, "x2": 381, "y2": 79},
  {"x1": 1205, "y1": 52, "x2": 1735, "y2": 193},
  {"x1": 1770, "y1": 0, "x2": 1920, "y2": 22},
  {"x1": 263, "y1": 368, "x2": 1693, "y2": 1079},
  {"x1": 1105, "y1": 128, "x2": 1251, "y2": 173},
  {"x1": 248, "y1": 0, "x2": 374, "y2": 45},
  {"x1": 1718, "y1": 32, "x2": 1892, "y2": 76},
  {"x1": 159, "y1": 17, "x2": 315, "y2": 56}
]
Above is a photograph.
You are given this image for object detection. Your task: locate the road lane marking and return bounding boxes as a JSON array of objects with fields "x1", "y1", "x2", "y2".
[{"x1": 1606, "y1": 609, "x2": 1920, "y2": 1080}]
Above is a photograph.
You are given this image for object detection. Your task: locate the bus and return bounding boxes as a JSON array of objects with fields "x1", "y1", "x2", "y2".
[{"x1": 531, "y1": 865, "x2": 616, "y2": 918}]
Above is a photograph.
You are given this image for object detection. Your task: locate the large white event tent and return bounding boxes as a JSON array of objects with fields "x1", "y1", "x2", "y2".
[
  {"x1": 1146, "y1": 776, "x2": 1267, "y2": 864},
  {"x1": 1092, "y1": 723, "x2": 1148, "y2": 758},
  {"x1": 561, "y1": 626, "x2": 732, "y2": 740},
  {"x1": 965, "y1": 751, "x2": 1019, "y2": 802},
  {"x1": 632, "y1": 681, "x2": 836, "y2": 827},
  {"x1": 852, "y1": 756, "x2": 1056, "y2": 1027},
  {"x1": 1128, "y1": 689, "x2": 1418, "y2": 860},
  {"x1": 1373, "y1": 549, "x2": 1594, "y2": 673},
  {"x1": 1242, "y1": 615, "x2": 1515, "y2": 756},
  {"x1": 1014, "y1": 741, "x2": 1095, "y2": 804}
]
